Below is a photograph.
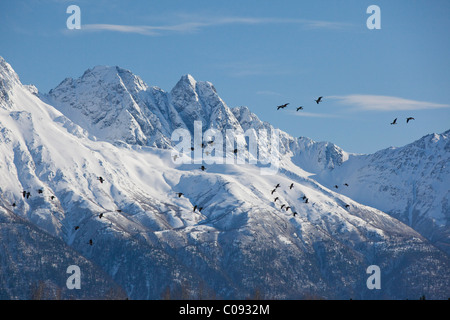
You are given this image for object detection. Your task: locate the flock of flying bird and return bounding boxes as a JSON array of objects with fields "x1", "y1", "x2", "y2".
[
  {"x1": 276, "y1": 96, "x2": 416, "y2": 126},
  {"x1": 275, "y1": 96, "x2": 323, "y2": 112},
  {"x1": 10, "y1": 176, "x2": 125, "y2": 246},
  {"x1": 272, "y1": 95, "x2": 396, "y2": 216},
  {"x1": 269, "y1": 181, "x2": 351, "y2": 217}
]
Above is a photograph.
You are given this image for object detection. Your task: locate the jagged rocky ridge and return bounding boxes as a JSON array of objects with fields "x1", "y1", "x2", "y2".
[{"x1": 0, "y1": 57, "x2": 449, "y2": 299}]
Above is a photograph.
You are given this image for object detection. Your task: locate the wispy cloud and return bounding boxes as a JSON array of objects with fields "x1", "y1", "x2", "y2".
[
  {"x1": 287, "y1": 110, "x2": 341, "y2": 118},
  {"x1": 82, "y1": 24, "x2": 160, "y2": 36},
  {"x1": 328, "y1": 95, "x2": 450, "y2": 111},
  {"x1": 78, "y1": 16, "x2": 352, "y2": 36}
]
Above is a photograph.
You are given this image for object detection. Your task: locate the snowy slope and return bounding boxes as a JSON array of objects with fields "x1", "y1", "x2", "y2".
[{"x1": 1, "y1": 57, "x2": 449, "y2": 299}]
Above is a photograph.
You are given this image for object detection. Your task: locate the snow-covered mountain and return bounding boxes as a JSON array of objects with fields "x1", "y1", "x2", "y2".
[
  {"x1": 42, "y1": 65, "x2": 346, "y2": 171},
  {"x1": 314, "y1": 130, "x2": 450, "y2": 255},
  {"x1": 1, "y1": 56, "x2": 449, "y2": 300}
]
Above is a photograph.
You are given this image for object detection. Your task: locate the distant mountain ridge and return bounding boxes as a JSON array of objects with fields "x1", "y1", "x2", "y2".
[{"x1": 315, "y1": 129, "x2": 450, "y2": 255}]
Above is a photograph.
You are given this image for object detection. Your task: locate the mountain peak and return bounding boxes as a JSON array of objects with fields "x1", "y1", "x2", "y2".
[
  {"x1": 0, "y1": 56, "x2": 21, "y2": 88},
  {"x1": 0, "y1": 56, "x2": 23, "y2": 109},
  {"x1": 76, "y1": 65, "x2": 149, "y2": 93},
  {"x1": 180, "y1": 74, "x2": 197, "y2": 87},
  {"x1": 171, "y1": 74, "x2": 198, "y2": 94}
]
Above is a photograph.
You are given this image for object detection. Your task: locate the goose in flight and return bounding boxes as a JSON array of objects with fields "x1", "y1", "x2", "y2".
[
  {"x1": 391, "y1": 118, "x2": 397, "y2": 125},
  {"x1": 406, "y1": 117, "x2": 415, "y2": 123},
  {"x1": 277, "y1": 103, "x2": 289, "y2": 110},
  {"x1": 315, "y1": 96, "x2": 323, "y2": 104}
]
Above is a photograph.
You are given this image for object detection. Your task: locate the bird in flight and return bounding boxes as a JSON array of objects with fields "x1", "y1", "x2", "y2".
[
  {"x1": 97, "y1": 176, "x2": 105, "y2": 183},
  {"x1": 406, "y1": 117, "x2": 415, "y2": 123},
  {"x1": 176, "y1": 193, "x2": 184, "y2": 198},
  {"x1": 274, "y1": 197, "x2": 279, "y2": 202},
  {"x1": 271, "y1": 189, "x2": 277, "y2": 195},
  {"x1": 281, "y1": 204, "x2": 286, "y2": 210},
  {"x1": 315, "y1": 96, "x2": 323, "y2": 104},
  {"x1": 391, "y1": 118, "x2": 397, "y2": 125},
  {"x1": 289, "y1": 183, "x2": 294, "y2": 190},
  {"x1": 296, "y1": 106, "x2": 304, "y2": 111},
  {"x1": 275, "y1": 184, "x2": 280, "y2": 189},
  {"x1": 200, "y1": 165, "x2": 206, "y2": 171},
  {"x1": 277, "y1": 103, "x2": 289, "y2": 110},
  {"x1": 344, "y1": 183, "x2": 349, "y2": 187}
]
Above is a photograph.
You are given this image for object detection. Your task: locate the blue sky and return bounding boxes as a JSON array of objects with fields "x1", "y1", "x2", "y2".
[{"x1": 1, "y1": 0, "x2": 449, "y2": 154}]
